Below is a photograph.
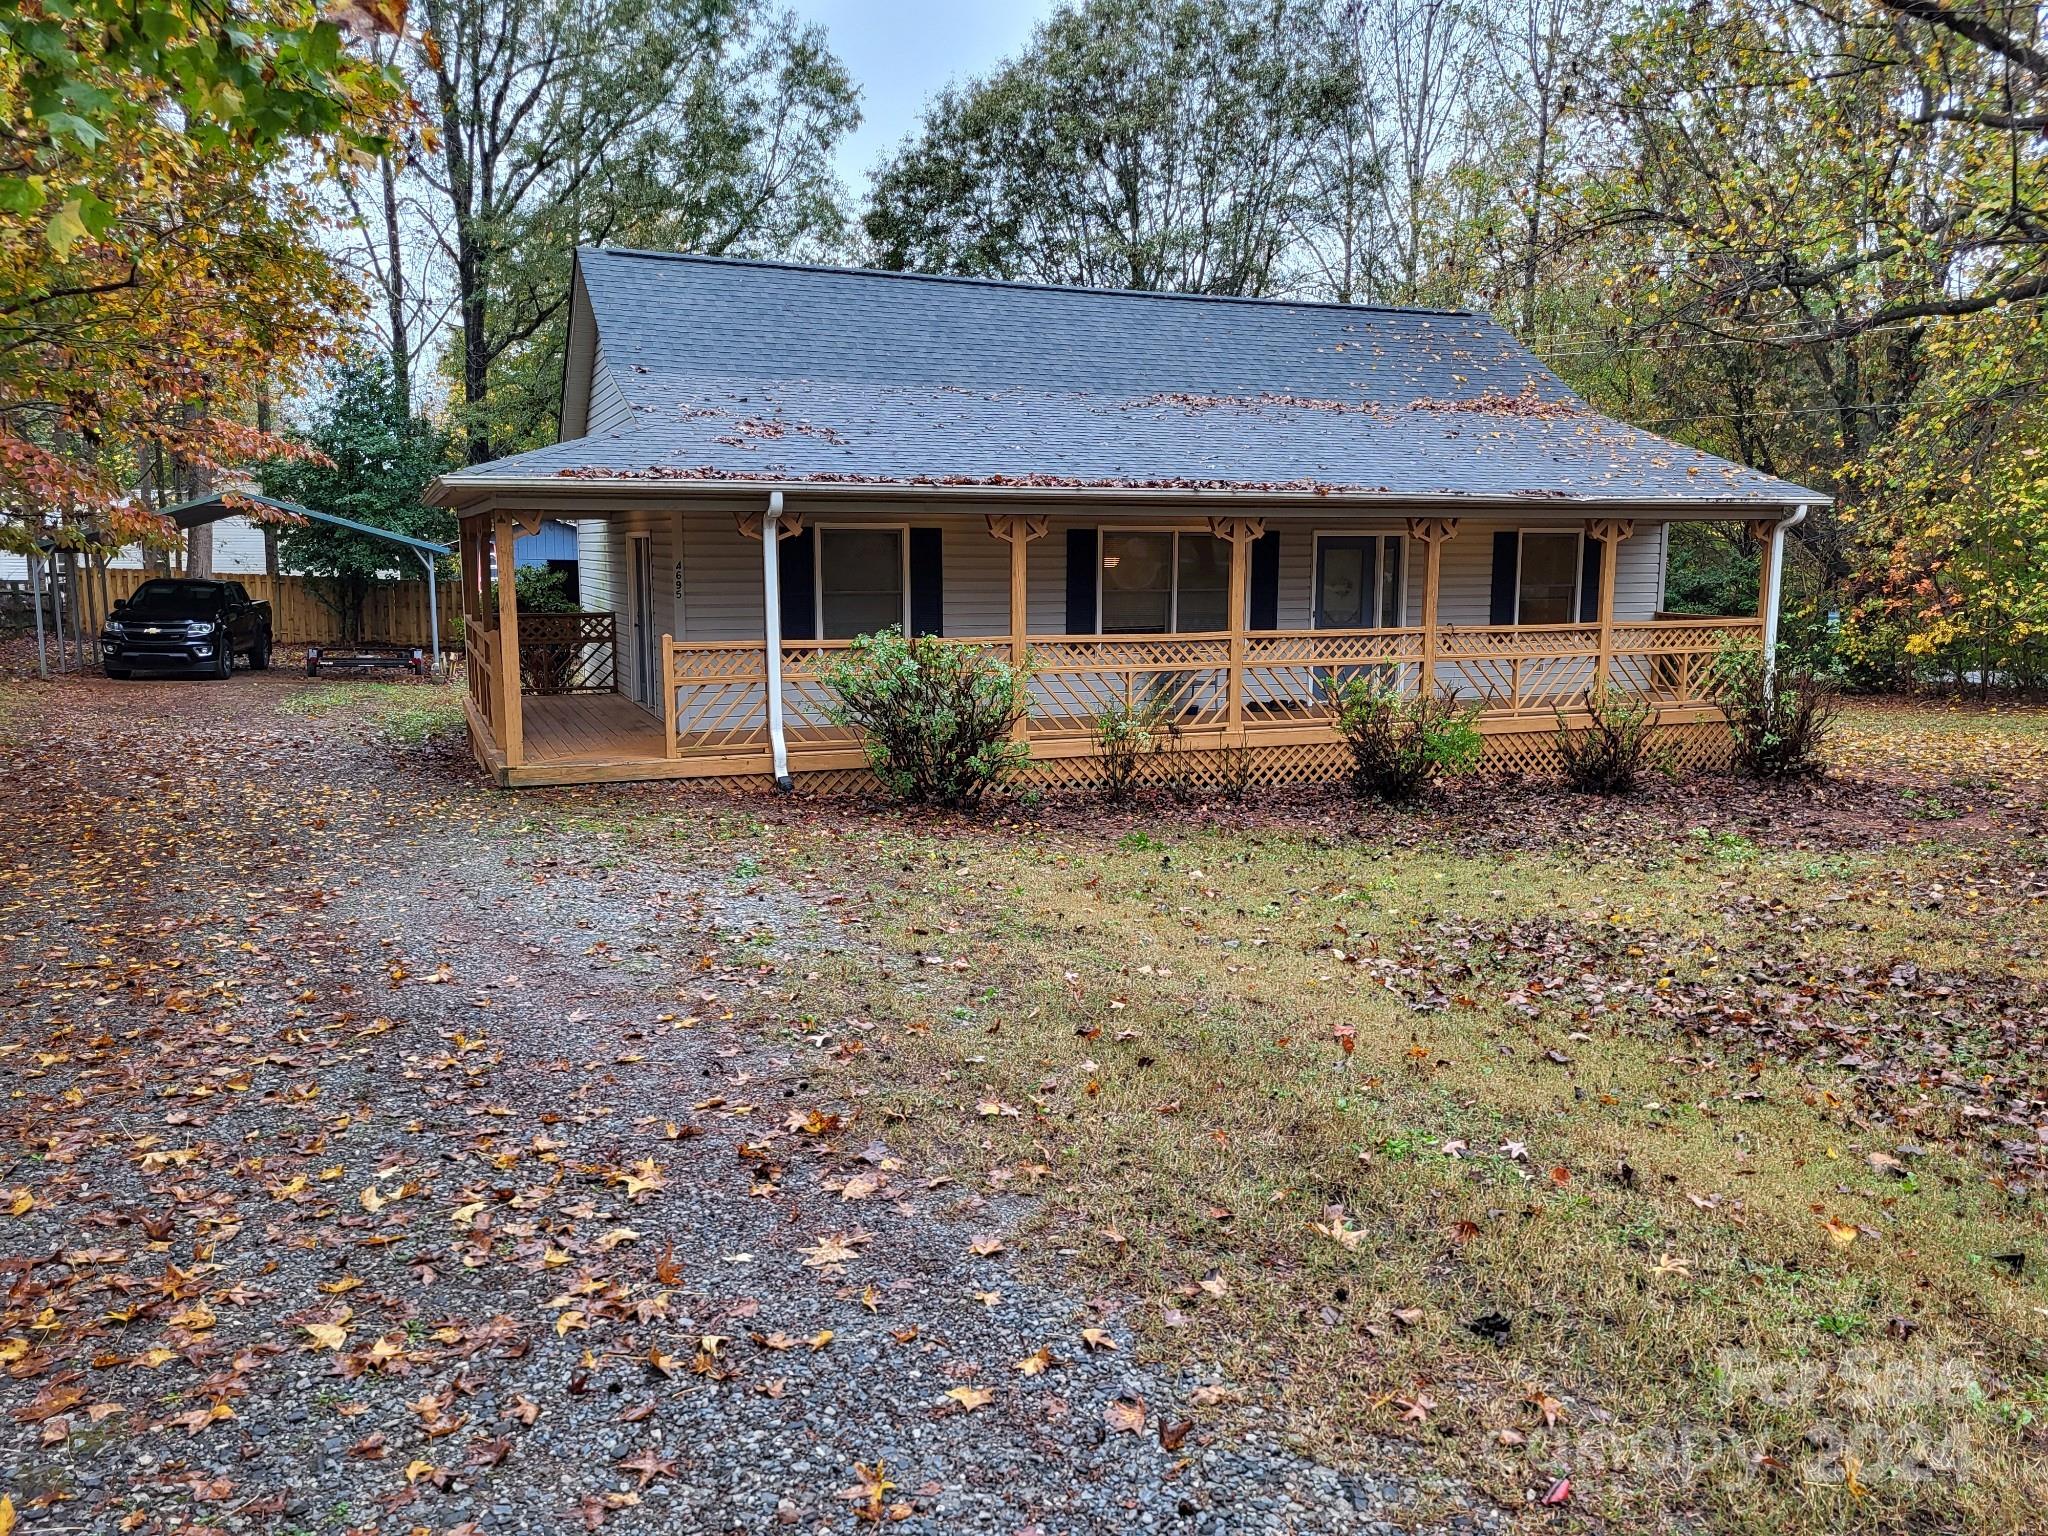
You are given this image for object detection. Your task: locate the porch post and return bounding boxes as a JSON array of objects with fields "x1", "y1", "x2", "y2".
[
  {"x1": 1407, "y1": 518, "x2": 1459, "y2": 697},
  {"x1": 493, "y1": 516, "x2": 524, "y2": 768},
  {"x1": 985, "y1": 513, "x2": 1049, "y2": 666},
  {"x1": 1588, "y1": 518, "x2": 1634, "y2": 692},
  {"x1": 986, "y1": 514, "x2": 1048, "y2": 743},
  {"x1": 1209, "y1": 517, "x2": 1266, "y2": 729}
]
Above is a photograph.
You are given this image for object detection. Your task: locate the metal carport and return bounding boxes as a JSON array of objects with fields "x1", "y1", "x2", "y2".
[{"x1": 160, "y1": 493, "x2": 454, "y2": 676}]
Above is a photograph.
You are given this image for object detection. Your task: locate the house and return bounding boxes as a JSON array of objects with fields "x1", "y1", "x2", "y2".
[{"x1": 429, "y1": 249, "x2": 1823, "y2": 791}]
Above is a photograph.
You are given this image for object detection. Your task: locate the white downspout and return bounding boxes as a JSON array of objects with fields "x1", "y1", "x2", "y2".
[
  {"x1": 1762, "y1": 503, "x2": 1808, "y2": 699},
  {"x1": 760, "y1": 491, "x2": 793, "y2": 790}
]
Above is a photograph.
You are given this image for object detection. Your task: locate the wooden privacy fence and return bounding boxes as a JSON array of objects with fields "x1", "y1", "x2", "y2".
[{"x1": 99, "y1": 570, "x2": 460, "y2": 647}]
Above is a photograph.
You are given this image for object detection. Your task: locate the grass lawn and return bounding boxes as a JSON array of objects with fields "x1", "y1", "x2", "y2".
[
  {"x1": 567, "y1": 698, "x2": 2048, "y2": 1534},
  {"x1": 279, "y1": 676, "x2": 467, "y2": 742}
]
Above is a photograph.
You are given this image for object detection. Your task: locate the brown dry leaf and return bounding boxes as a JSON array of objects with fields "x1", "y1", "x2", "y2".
[
  {"x1": 946, "y1": 1386, "x2": 994, "y2": 1413},
  {"x1": 1079, "y1": 1328, "x2": 1117, "y2": 1352},
  {"x1": 839, "y1": 1170, "x2": 884, "y2": 1202},
  {"x1": 1312, "y1": 1207, "x2": 1365, "y2": 1251},
  {"x1": 1015, "y1": 1346, "x2": 1055, "y2": 1377},
  {"x1": 617, "y1": 1445, "x2": 678, "y2": 1487},
  {"x1": 1104, "y1": 1395, "x2": 1146, "y2": 1434},
  {"x1": 302, "y1": 1322, "x2": 349, "y2": 1352},
  {"x1": 802, "y1": 1232, "x2": 866, "y2": 1267},
  {"x1": 968, "y1": 1236, "x2": 1005, "y2": 1257}
]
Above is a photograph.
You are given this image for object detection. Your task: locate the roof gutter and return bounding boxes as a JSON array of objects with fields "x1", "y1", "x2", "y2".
[
  {"x1": 429, "y1": 475, "x2": 1829, "y2": 515},
  {"x1": 759, "y1": 490, "x2": 793, "y2": 791}
]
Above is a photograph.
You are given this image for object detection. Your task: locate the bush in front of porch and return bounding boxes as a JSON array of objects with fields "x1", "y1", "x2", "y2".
[
  {"x1": 1325, "y1": 675, "x2": 1483, "y2": 801},
  {"x1": 822, "y1": 628, "x2": 1029, "y2": 807}
]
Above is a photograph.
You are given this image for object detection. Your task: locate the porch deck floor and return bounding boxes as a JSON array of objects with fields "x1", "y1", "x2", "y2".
[{"x1": 523, "y1": 692, "x2": 666, "y2": 764}]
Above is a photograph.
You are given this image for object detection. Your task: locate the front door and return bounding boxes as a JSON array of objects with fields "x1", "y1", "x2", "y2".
[
  {"x1": 1315, "y1": 537, "x2": 1377, "y2": 629},
  {"x1": 627, "y1": 534, "x2": 655, "y2": 708}
]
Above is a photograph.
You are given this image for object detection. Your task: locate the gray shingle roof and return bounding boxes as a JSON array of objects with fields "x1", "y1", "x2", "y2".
[{"x1": 442, "y1": 249, "x2": 1823, "y2": 506}]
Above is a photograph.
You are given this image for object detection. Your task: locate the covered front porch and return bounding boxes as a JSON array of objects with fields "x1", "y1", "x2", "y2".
[{"x1": 456, "y1": 505, "x2": 1777, "y2": 791}]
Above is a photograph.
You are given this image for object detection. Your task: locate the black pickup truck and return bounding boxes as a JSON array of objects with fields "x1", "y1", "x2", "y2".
[{"x1": 100, "y1": 578, "x2": 273, "y2": 679}]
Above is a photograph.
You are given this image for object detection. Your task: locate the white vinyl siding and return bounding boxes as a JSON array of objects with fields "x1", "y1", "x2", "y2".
[
  {"x1": 578, "y1": 509, "x2": 1680, "y2": 644},
  {"x1": 585, "y1": 338, "x2": 635, "y2": 438}
]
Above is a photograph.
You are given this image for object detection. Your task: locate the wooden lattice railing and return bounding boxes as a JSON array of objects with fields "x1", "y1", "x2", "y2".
[
  {"x1": 1021, "y1": 633, "x2": 1231, "y2": 739},
  {"x1": 658, "y1": 619, "x2": 1763, "y2": 768},
  {"x1": 518, "y1": 611, "x2": 618, "y2": 696},
  {"x1": 467, "y1": 627, "x2": 498, "y2": 730}
]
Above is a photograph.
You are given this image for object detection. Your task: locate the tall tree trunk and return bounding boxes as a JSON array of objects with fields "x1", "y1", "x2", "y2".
[{"x1": 382, "y1": 152, "x2": 412, "y2": 412}]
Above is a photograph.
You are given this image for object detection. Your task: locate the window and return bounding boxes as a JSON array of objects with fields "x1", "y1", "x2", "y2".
[
  {"x1": 817, "y1": 527, "x2": 906, "y2": 639},
  {"x1": 1517, "y1": 530, "x2": 1581, "y2": 625},
  {"x1": 1314, "y1": 535, "x2": 1404, "y2": 628},
  {"x1": 1098, "y1": 530, "x2": 1230, "y2": 633}
]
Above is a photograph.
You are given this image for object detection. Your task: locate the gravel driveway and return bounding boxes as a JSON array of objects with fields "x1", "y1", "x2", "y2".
[{"x1": 0, "y1": 671, "x2": 1506, "y2": 1536}]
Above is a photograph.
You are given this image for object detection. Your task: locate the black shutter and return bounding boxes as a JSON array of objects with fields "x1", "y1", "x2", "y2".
[
  {"x1": 1488, "y1": 530, "x2": 1519, "y2": 625},
  {"x1": 908, "y1": 527, "x2": 943, "y2": 636},
  {"x1": 779, "y1": 525, "x2": 816, "y2": 641},
  {"x1": 1578, "y1": 534, "x2": 1602, "y2": 623},
  {"x1": 1248, "y1": 532, "x2": 1280, "y2": 630},
  {"x1": 1065, "y1": 528, "x2": 1097, "y2": 634}
]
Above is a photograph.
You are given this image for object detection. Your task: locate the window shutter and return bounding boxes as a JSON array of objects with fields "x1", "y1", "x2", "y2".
[
  {"x1": 908, "y1": 527, "x2": 943, "y2": 636},
  {"x1": 778, "y1": 526, "x2": 816, "y2": 641},
  {"x1": 1488, "y1": 531, "x2": 1519, "y2": 625},
  {"x1": 1578, "y1": 536, "x2": 1602, "y2": 623},
  {"x1": 1248, "y1": 532, "x2": 1280, "y2": 630},
  {"x1": 1065, "y1": 528, "x2": 1097, "y2": 634}
]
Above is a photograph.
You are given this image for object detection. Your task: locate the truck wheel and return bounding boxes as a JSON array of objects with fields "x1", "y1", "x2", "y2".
[
  {"x1": 211, "y1": 646, "x2": 234, "y2": 680},
  {"x1": 249, "y1": 632, "x2": 271, "y2": 671}
]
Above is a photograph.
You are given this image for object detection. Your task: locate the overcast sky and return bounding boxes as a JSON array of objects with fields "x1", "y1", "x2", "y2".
[{"x1": 787, "y1": 1, "x2": 1058, "y2": 191}]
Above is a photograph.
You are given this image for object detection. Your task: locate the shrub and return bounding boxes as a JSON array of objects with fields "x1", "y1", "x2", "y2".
[
  {"x1": 1324, "y1": 675, "x2": 1482, "y2": 801},
  {"x1": 821, "y1": 629, "x2": 1029, "y2": 806},
  {"x1": 1555, "y1": 686, "x2": 1658, "y2": 794},
  {"x1": 515, "y1": 565, "x2": 581, "y2": 614},
  {"x1": 1716, "y1": 644, "x2": 1837, "y2": 780},
  {"x1": 1092, "y1": 694, "x2": 1176, "y2": 802}
]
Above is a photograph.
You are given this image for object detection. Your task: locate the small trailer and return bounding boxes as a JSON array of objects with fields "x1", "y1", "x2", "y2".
[{"x1": 306, "y1": 643, "x2": 431, "y2": 678}]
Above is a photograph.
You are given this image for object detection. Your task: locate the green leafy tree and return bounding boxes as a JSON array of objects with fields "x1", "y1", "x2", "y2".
[
  {"x1": 408, "y1": 0, "x2": 858, "y2": 461},
  {"x1": 863, "y1": 0, "x2": 1356, "y2": 295},
  {"x1": 258, "y1": 354, "x2": 453, "y2": 641},
  {"x1": 0, "y1": 0, "x2": 403, "y2": 542}
]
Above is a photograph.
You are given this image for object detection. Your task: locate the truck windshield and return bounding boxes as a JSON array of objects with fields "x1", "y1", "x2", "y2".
[{"x1": 125, "y1": 581, "x2": 224, "y2": 614}]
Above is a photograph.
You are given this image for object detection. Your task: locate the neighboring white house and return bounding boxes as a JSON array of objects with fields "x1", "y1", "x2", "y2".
[{"x1": 2, "y1": 516, "x2": 576, "y2": 582}]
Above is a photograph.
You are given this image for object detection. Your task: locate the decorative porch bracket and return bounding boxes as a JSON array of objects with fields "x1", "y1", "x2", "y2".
[
  {"x1": 984, "y1": 513, "x2": 1051, "y2": 667},
  {"x1": 1207, "y1": 517, "x2": 1266, "y2": 727},
  {"x1": 1586, "y1": 518, "x2": 1635, "y2": 692},
  {"x1": 1405, "y1": 517, "x2": 1460, "y2": 695},
  {"x1": 735, "y1": 507, "x2": 807, "y2": 542}
]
